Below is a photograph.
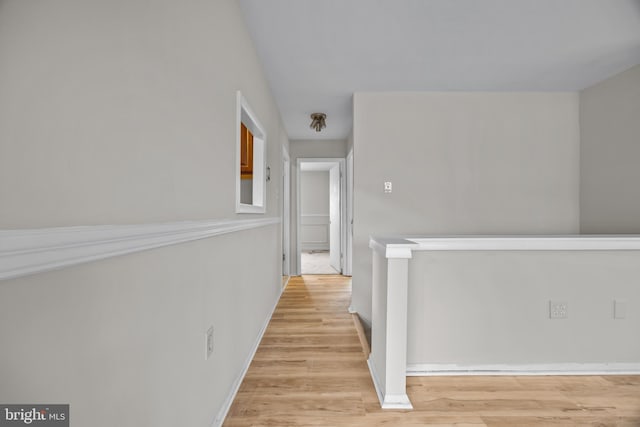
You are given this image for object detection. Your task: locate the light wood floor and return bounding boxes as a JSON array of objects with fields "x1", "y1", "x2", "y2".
[{"x1": 224, "y1": 275, "x2": 640, "y2": 426}]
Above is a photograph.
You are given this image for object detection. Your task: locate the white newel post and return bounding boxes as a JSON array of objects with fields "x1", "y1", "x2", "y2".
[{"x1": 368, "y1": 237, "x2": 417, "y2": 409}]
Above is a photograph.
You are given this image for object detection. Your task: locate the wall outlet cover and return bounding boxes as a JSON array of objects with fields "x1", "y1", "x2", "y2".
[
  {"x1": 549, "y1": 301, "x2": 568, "y2": 319},
  {"x1": 614, "y1": 300, "x2": 627, "y2": 319}
]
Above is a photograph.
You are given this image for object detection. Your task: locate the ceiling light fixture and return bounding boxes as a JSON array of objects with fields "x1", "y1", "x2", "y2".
[{"x1": 310, "y1": 113, "x2": 326, "y2": 132}]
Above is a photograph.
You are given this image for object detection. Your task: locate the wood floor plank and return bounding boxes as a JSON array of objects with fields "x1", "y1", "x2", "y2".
[{"x1": 223, "y1": 275, "x2": 640, "y2": 426}]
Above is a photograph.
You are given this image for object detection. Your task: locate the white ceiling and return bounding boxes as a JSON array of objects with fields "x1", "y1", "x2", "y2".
[{"x1": 239, "y1": 0, "x2": 640, "y2": 140}]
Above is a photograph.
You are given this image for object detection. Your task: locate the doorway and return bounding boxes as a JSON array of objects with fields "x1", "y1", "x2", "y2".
[
  {"x1": 282, "y1": 146, "x2": 291, "y2": 285},
  {"x1": 296, "y1": 158, "x2": 345, "y2": 275}
]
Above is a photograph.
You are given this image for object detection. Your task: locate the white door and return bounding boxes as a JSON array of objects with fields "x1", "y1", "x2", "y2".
[
  {"x1": 345, "y1": 150, "x2": 353, "y2": 276},
  {"x1": 282, "y1": 148, "x2": 290, "y2": 277},
  {"x1": 329, "y1": 165, "x2": 341, "y2": 272}
]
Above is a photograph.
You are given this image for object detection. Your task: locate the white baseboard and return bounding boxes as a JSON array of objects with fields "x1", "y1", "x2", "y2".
[
  {"x1": 211, "y1": 280, "x2": 288, "y2": 427},
  {"x1": 407, "y1": 362, "x2": 640, "y2": 376},
  {"x1": 367, "y1": 357, "x2": 413, "y2": 410},
  {"x1": 367, "y1": 357, "x2": 384, "y2": 407}
]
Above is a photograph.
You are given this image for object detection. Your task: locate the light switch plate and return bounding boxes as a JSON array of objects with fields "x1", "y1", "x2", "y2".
[{"x1": 384, "y1": 182, "x2": 392, "y2": 193}]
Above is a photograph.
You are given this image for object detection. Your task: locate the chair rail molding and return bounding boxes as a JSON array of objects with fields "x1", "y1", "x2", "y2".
[{"x1": 0, "y1": 217, "x2": 280, "y2": 281}]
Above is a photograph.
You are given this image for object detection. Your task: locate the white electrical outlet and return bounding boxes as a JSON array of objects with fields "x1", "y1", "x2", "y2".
[
  {"x1": 549, "y1": 301, "x2": 568, "y2": 319},
  {"x1": 614, "y1": 300, "x2": 627, "y2": 319},
  {"x1": 206, "y1": 326, "x2": 214, "y2": 360},
  {"x1": 384, "y1": 181, "x2": 392, "y2": 193}
]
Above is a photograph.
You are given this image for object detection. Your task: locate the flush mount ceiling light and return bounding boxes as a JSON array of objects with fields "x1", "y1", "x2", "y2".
[{"x1": 309, "y1": 113, "x2": 326, "y2": 132}]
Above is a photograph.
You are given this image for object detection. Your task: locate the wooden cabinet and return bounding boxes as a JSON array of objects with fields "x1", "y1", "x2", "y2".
[{"x1": 240, "y1": 123, "x2": 253, "y2": 179}]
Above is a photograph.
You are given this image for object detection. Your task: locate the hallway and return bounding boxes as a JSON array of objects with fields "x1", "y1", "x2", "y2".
[
  {"x1": 223, "y1": 275, "x2": 640, "y2": 426},
  {"x1": 224, "y1": 275, "x2": 374, "y2": 425}
]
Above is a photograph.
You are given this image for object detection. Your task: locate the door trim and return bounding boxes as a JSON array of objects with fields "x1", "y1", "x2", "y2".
[
  {"x1": 295, "y1": 158, "x2": 346, "y2": 275},
  {"x1": 281, "y1": 145, "x2": 291, "y2": 278},
  {"x1": 345, "y1": 149, "x2": 354, "y2": 276}
]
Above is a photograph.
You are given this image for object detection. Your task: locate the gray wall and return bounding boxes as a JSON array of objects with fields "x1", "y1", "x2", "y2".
[
  {"x1": 408, "y1": 250, "x2": 640, "y2": 366},
  {"x1": 0, "y1": 0, "x2": 287, "y2": 227},
  {"x1": 290, "y1": 139, "x2": 348, "y2": 160},
  {"x1": 0, "y1": 227, "x2": 281, "y2": 426},
  {"x1": 0, "y1": 1, "x2": 288, "y2": 426},
  {"x1": 352, "y1": 92, "x2": 580, "y2": 324},
  {"x1": 301, "y1": 171, "x2": 330, "y2": 216},
  {"x1": 289, "y1": 139, "x2": 347, "y2": 273},
  {"x1": 300, "y1": 171, "x2": 330, "y2": 250},
  {"x1": 580, "y1": 65, "x2": 640, "y2": 233}
]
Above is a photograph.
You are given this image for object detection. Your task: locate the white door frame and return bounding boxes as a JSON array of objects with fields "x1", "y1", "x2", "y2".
[
  {"x1": 296, "y1": 157, "x2": 346, "y2": 275},
  {"x1": 328, "y1": 164, "x2": 341, "y2": 272},
  {"x1": 282, "y1": 145, "x2": 291, "y2": 278},
  {"x1": 345, "y1": 149, "x2": 354, "y2": 276}
]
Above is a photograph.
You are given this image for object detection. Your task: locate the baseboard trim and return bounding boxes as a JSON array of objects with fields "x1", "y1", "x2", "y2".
[
  {"x1": 0, "y1": 217, "x2": 280, "y2": 281},
  {"x1": 367, "y1": 357, "x2": 413, "y2": 410},
  {"x1": 407, "y1": 362, "x2": 640, "y2": 376},
  {"x1": 367, "y1": 357, "x2": 385, "y2": 407},
  {"x1": 211, "y1": 279, "x2": 288, "y2": 427},
  {"x1": 282, "y1": 275, "x2": 291, "y2": 287}
]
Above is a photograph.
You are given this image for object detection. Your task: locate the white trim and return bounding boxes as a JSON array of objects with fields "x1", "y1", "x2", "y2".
[
  {"x1": 381, "y1": 394, "x2": 414, "y2": 410},
  {"x1": 367, "y1": 357, "x2": 384, "y2": 407},
  {"x1": 406, "y1": 363, "x2": 640, "y2": 376},
  {"x1": 344, "y1": 149, "x2": 353, "y2": 276},
  {"x1": 281, "y1": 145, "x2": 291, "y2": 277},
  {"x1": 296, "y1": 158, "x2": 345, "y2": 275},
  {"x1": 409, "y1": 235, "x2": 640, "y2": 251},
  {"x1": 0, "y1": 217, "x2": 280, "y2": 281},
  {"x1": 340, "y1": 161, "x2": 347, "y2": 275},
  {"x1": 211, "y1": 279, "x2": 289, "y2": 427},
  {"x1": 236, "y1": 91, "x2": 267, "y2": 214},
  {"x1": 367, "y1": 357, "x2": 413, "y2": 410},
  {"x1": 369, "y1": 237, "x2": 418, "y2": 259}
]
